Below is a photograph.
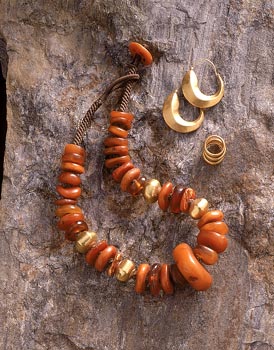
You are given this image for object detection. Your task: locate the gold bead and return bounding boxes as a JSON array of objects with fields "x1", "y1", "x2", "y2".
[
  {"x1": 115, "y1": 259, "x2": 136, "y2": 282},
  {"x1": 143, "y1": 179, "x2": 161, "y2": 203},
  {"x1": 189, "y1": 198, "x2": 209, "y2": 219},
  {"x1": 75, "y1": 231, "x2": 97, "y2": 254}
]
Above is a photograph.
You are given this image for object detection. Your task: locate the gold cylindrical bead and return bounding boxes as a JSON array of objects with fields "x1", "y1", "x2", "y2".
[
  {"x1": 189, "y1": 198, "x2": 209, "y2": 219},
  {"x1": 115, "y1": 259, "x2": 136, "y2": 282},
  {"x1": 143, "y1": 179, "x2": 161, "y2": 203},
  {"x1": 75, "y1": 231, "x2": 97, "y2": 253}
]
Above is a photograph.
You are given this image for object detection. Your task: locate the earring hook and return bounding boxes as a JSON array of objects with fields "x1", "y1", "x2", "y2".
[{"x1": 191, "y1": 58, "x2": 219, "y2": 76}]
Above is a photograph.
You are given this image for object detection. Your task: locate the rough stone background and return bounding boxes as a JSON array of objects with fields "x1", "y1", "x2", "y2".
[{"x1": 0, "y1": 1, "x2": 273, "y2": 349}]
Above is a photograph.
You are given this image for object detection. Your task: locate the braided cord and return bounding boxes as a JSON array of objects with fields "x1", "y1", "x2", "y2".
[{"x1": 119, "y1": 65, "x2": 138, "y2": 112}]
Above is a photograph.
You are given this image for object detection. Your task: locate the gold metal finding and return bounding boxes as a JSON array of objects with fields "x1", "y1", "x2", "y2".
[
  {"x1": 203, "y1": 135, "x2": 226, "y2": 165},
  {"x1": 143, "y1": 179, "x2": 162, "y2": 203},
  {"x1": 182, "y1": 60, "x2": 224, "y2": 108},
  {"x1": 75, "y1": 231, "x2": 97, "y2": 254},
  {"x1": 189, "y1": 198, "x2": 209, "y2": 219},
  {"x1": 115, "y1": 259, "x2": 136, "y2": 282},
  {"x1": 163, "y1": 89, "x2": 204, "y2": 133}
]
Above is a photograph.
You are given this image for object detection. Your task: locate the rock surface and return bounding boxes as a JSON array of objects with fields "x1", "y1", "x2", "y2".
[{"x1": 0, "y1": 1, "x2": 273, "y2": 349}]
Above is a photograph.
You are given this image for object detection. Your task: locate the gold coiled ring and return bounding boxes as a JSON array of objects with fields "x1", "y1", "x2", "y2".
[{"x1": 203, "y1": 135, "x2": 226, "y2": 165}]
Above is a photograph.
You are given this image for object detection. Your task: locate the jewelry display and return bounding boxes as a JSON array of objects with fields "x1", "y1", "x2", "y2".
[{"x1": 55, "y1": 42, "x2": 229, "y2": 296}]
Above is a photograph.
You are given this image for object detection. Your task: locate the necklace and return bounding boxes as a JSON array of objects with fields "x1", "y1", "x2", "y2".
[{"x1": 55, "y1": 42, "x2": 229, "y2": 296}]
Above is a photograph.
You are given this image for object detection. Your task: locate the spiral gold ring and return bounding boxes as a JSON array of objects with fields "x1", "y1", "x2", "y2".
[{"x1": 203, "y1": 135, "x2": 226, "y2": 165}]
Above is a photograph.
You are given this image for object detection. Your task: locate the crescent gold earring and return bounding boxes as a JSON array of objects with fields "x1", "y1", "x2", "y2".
[{"x1": 182, "y1": 59, "x2": 224, "y2": 109}]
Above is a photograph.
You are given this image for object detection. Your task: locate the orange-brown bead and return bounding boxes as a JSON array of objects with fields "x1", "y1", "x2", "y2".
[
  {"x1": 197, "y1": 210, "x2": 224, "y2": 229},
  {"x1": 170, "y1": 264, "x2": 187, "y2": 288},
  {"x1": 110, "y1": 116, "x2": 132, "y2": 130},
  {"x1": 120, "y1": 167, "x2": 141, "y2": 192},
  {"x1": 197, "y1": 231, "x2": 228, "y2": 253},
  {"x1": 85, "y1": 240, "x2": 108, "y2": 266},
  {"x1": 110, "y1": 111, "x2": 134, "y2": 122},
  {"x1": 129, "y1": 42, "x2": 153, "y2": 66},
  {"x1": 108, "y1": 125, "x2": 128, "y2": 138},
  {"x1": 160, "y1": 264, "x2": 174, "y2": 295},
  {"x1": 105, "y1": 155, "x2": 131, "y2": 169},
  {"x1": 94, "y1": 245, "x2": 118, "y2": 272},
  {"x1": 158, "y1": 182, "x2": 173, "y2": 211},
  {"x1": 135, "y1": 264, "x2": 151, "y2": 294},
  {"x1": 61, "y1": 162, "x2": 84, "y2": 174},
  {"x1": 200, "y1": 221, "x2": 229, "y2": 235},
  {"x1": 58, "y1": 172, "x2": 81, "y2": 186},
  {"x1": 104, "y1": 137, "x2": 129, "y2": 147},
  {"x1": 57, "y1": 213, "x2": 85, "y2": 231},
  {"x1": 104, "y1": 146, "x2": 129, "y2": 157},
  {"x1": 62, "y1": 153, "x2": 85, "y2": 165},
  {"x1": 64, "y1": 144, "x2": 85, "y2": 157},
  {"x1": 107, "y1": 253, "x2": 123, "y2": 277},
  {"x1": 170, "y1": 184, "x2": 185, "y2": 213},
  {"x1": 55, "y1": 205, "x2": 83, "y2": 217},
  {"x1": 180, "y1": 188, "x2": 196, "y2": 213},
  {"x1": 112, "y1": 162, "x2": 134, "y2": 182},
  {"x1": 193, "y1": 245, "x2": 218, "y2": 265},
  {"x1": 127, "y1": 177, "x2": 146, "y2": 196},
  {"x1": 65, "y1": 220, "x2": 88, "y2": 241},
  {"x1": 55, "y1": 198, "x2": 77, "y2": 206},
  {"x1": 173, "y1": 243, "x2": 213, "y2": 291},
  {"x1": 56, "y1": 185, "x2": 81, "y2": 199},
  {"x1": 148, "y1": 263, "x2": 162, "y2": 296}
]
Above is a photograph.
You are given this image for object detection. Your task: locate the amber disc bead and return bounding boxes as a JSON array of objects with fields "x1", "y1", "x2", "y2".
[
  {"x1": 58, "y1": 172, "x2": 81, "y2": 186},
  {"x1": 110, "y1": 116, "x2": 132, "y2": 130},
  {"x1": 108, "y1": 125, "x2": 129, "y2": 138},
  {"x1": 170, "y1": 184, "x2": 185, "y2": 213},
  {"x1": 85, "y1": 240, "x2": 108, "y2": 266},
  {"x1": 110, "y1": 110, "x2": 134, "y2": 122},
  {"x1": 62, "y1": 153, "x2": 85, "y2": 165},
  {"x1": 200, "y1": 221, "x2": 229, "y2": 235},
  {"x1": 158, "y1": 182, "x2": 173, "y2": 211},
  {"x1": 197, "y1": 210, "x2": 224, "y2": 229},
  {"x1": 148, "y1": 263, "x2": 162, "y2": 296},
  {"x1": 197, "y1": 231, "x2": 228, "y2": 253},
  {"x1": 61, "y1": 162, "x2": 85, "y2": 174},
  {"x1": 104, "y1": 137, "x2": 129, "y2": 147},
  {"x1": 180, "y1": 188, "x2": 196, "y2": 213},
  {"x1": 129, "y1": 42, "x2": 153, "y2": 66},
  {"x1": 65, "y1": 220, "x2": 89, "y2": 241},
  {"x1": 170, "y1": 264, "x2": 187, "y2": 288},
  {"x1": 64, "y1": 144, "x2": 85, "y2": 157},
  {"x1": 56, "y1": 185, "x2": 81, "y2": 199},
  {"x1": 112, "y1": 162, "x2": 134, "y2": 182},
  {"x1": 104, "y1": 146, "x2": 129, "y2": 157},
  {"x1": 94, "y1": 245, "x2": 118, "y2": 272},
  {"x1": 105, "y1": 155, "x2": 131, "y2": 169},
  {"x1": 120, "y1": 167, "x2": 141, "y2": 192},
  {"x1": 193, "y1": 245, "x2": 218, "y2": 265},
  {"x1": 55, "y1": 204, "x2": 83, "y2": 217},
  {"x1": 160, "y1": 264, "x2": 174, "y2": 295},
  {"x1": 58, "y1": 213, "x2": 85, "y2": 231},
  {"x1": 135, "y1": 264, "x2": 151, "y2": 294},
  {"x1": 55, "y1": 198, "x2": 77, "y2": 206}
]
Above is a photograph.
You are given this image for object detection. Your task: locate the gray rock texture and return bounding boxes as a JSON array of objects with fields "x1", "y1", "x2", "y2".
[{"x1": 0, "y1": 1, "x2": 273, "y2": 349}]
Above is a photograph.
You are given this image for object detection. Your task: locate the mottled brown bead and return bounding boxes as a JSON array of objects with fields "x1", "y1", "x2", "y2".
[
  {"x1": 65, "y1": 220, "x2": 88, "y2": 241},
  {"x1": 104, "y1": 137, "x2": 129, "y2": 147},
  {"x1": 197, "y1": 230, "x2": 228, "y2": 253},
  {"x1": 64, "y1": 144, "x2": 85, "y2": 157},
  {"x1": 62, "y1": 153, "x2": 85, "y2": 165},
  {"x1": 135, "y1": 264, "x2": 150, "y2": 294},
  {"x1": 110, "y1": 116, "x2": 132, "y2": 130},
  {"x1": 61, "y1": 162, "x2": 84, "y2": 174},
  {"x1": 120, "y1": 168, "x2": 141, "y2": 192},
  {"x1": 170, "y1": 184, "x2": 185, "y2": 213},
  {"x1": 94, "y1": 245, "x2": 118, "y2": 272},
  {"x1": 85, "y1": 240, "x2": 108, "y2": 266},
  {"x1": 200, "y1": 221, "x2": 229, "y2": 235},
  {"x1": 55, "y1": 198, "x2": 77, "y2": 206},
  {"x1": 110, "y1": 110, "x2": 134, "y2": 122},
  {"x1": 55, "y1": 205, "x2": 83, "y2": 217},
  {"x1": 180, "y1": 187, "x2": 196, "y2": 213},
  {"x1": 105, "y1": 155, "x2": 131, "y2": 169},
  {"x1": 148, "y1": 263, "x2": 162, "y2": 296},
  {"x1": 158, "y1": 182, "x2": 173, "y2": 211},
  {"x1": 58, "y1": 172, "x2": 81, "y2": 186},
  {"x1": 197, "y1": 210, "x2": 224, "y2": 229},
  {"x1": 112, "y1": 162, "x2": 134, "y2": 182},
  {"x1": 104, "y1": 146, "x2": 129, "y2": 156},
  {"x1": 170, "y1": 264, "x2": 187, "y2": 288},
  {"x1": 193, "y1": 245, "x2": 218, "y2": 265},
  {"x1": 160, "y1": 264, "x2": 174, "y2": 295},
  {"x1": 108, "y1": 125, "x2": 128, "y2": 138},
  {"x1": 57, "y1": 213, "x2": 85, "y2": 231},
  {"x1": 56, "y1": 185, "x2": 81, "y2": 199},
  {"x1": 127, "y1": 177, "x2": 146, "y2": 196}
]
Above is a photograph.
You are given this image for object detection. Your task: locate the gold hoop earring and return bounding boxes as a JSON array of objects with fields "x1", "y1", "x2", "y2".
[
  {"x1": 182, "y1": 59, "x2": 224, "y2": 109},
  {"x1": 163, "y1": 90, "x2": 204, "y2": 133}
]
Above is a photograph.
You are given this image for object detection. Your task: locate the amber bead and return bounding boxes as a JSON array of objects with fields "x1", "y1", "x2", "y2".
[
  {"x1": 170, "y1": 264, "x2": 187, "y2": 288},
  {"x1": 108, "y1": 125, "x2": 128, "y2": 138},
  {"x1": 135, "y1": 264, "x2": 151, "y2": 294},
  {"x1": 64, "y1": 144, "x2": 85, "y2": 157},
  {"x1": 58, "y1": 172, "x2": 81, "y2": 186},
  {"x1": 56, "y1": 185, "x2": 81, "y2": 199},
  {"x1": 129, "y1": 42, "x2": 153, "y2": 66},
  {"x1": 65, "y1": 220, "x2": 88, "y2": 241},
  {"x1": 189, "y1": 198, "x2": 209, "y2": 219},
  {"x1": 62, "y1": 153, "x2": 85, "y2": 165},
  {"x1": 55, "y1": 198, "x2": 77, "y2": 206},
  {"x1": 112, "y1": 162, "x2": 134, "y2": 182},
  {"x1": 104, "y1": 137, "x2": 129, "y2": 147},
  {"x1": 58, "y1": 213, "x2": 85, "y2": 231},
  {"x1": 55, "y1": 204, "x2": 83, "y2": 217},
  {"x1": 180, "y1": 188, "x2": 196, "y2": 213},
  {"x1": 61, "y1": 162, "x2": 84, "y2": 174},
  {"x1": 105, "y1": 155, "x2": 131, "y2": 169},
  {"x1": 170, "y1": 184, "x2": 185, "y2": 213},
  {"x1": 197, "y1": 210, "x2": 224, "y2": 229},
  {"x1": 110, "y1": 116, "x2": 132, "y2": 130},
  {"x1": 107, "y1": 253, "x2": 123, "y2": 277},
  {"x1": 158, "y1": 182, "x2": 173, "y2": 211},
  {"x1": 148, "y1": 263, "x2": 162, "y2": 296},
  {"x1": 110, "y1": 110, "x2": 134, "y2": 122},
  {"x1": 120, "y1": 168, "x2": 141, "y2": 192},
  {"x1": 85, "y1": 240, "x2": 108, "y2": 266},
  {"x1": 104, "y1": 146, "x2": 129, "y2": 157},
  {"x1": 197, "y1": 231, "x2": 228, "y2": 253},
  {"x1": 200, "y1": 221, "x2": 229, "y2": 235},
  {"x1": 193, "y1": 245, "x2": 218, "y2": 265},
  {"x1": 173, "y1": 243, "x2": 212, "y2": 291},
  {"x1": 160, "y1": 264, "x2": 174, "y2": 295},
  {"x1": 127, "y1": 177, "x2": 146, "y2": 196},
  {"x1": 94, "y1": 245, "x2": 118, "y2": 272}
]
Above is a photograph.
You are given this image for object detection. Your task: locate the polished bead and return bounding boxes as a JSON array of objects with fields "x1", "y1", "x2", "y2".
[
  {"x1": 107, "y1": 253, "x2": 123, "y2": 277},
  {"x1": 160, "y1": 264, "x2": 174, "y2": 295},
  {"x1": 56, "y1": 185, "x2": 81, "y2": 199},
  {"x1": 110, "y1": 116, "x2": 132, "y2": 130},
  {"x1": 143, "y1": 179, "x2": 161, "y2": 203},
  {"x1": 64, "y1": 144, "x2": 85, "y2": 157},
  {"x1": 108, "y1": 125, "x2": 128, "y2": 138},
  {"x1": 105, "y1": 155, "x2": 131, "y2": 169},
  {"x1": 173, "y1": 243, "x2": 212, "y2": 291},
  {"x1": 197, "y1": 230, "x2": 228, "y2": 253},
  {"x1": 115, "y1": 259, "x2": 136, "y2": 282},
  {"x1": 197, "y1": 210, "x2": 224, "y2": 229},
  {"x1": 55, "y1": 204, "x2": 83, "y2": 217},
  {"x1": 55, "y1": 198, "x2": 77, "y2": 206},
  {"x1": 94, "y1": 245, "x2": 117, "y2": 272},
  {"x1": 112, "y1": 162, "x2": 134, "y2": 182},
  {"x1": 61, "y1": 162, "x2": 84, "y2": 174},
  {"x1": 110, "y1": 110, "x2": 134, "y2": 122},
  {"x1": 65, "y1": 220, "x2": 88, "y2": 241},
  {"x1": 129, "y1": 42, "x2": 153, "y2": 66},
  {"x1": 148, "y1": 263, "x2": 162, "y2": 296},
  {"x1": 75, "y1": 231, "x2": 97, "y2": 254},
  {"x1": 193, "y1": 245, "x2": 218, "y2": 265},
  {"x1": 127, "y1": 177, "x2": 146, "y2": 196},
  {"x1": 62, "y1": 153, "x2": 85, "y2": 165},
  {"x1": 158, "y1": 182, "x2": 173, "y2": 211},
  {"x1": 200, "y1": 221, "x2": 229, "y2": 235},
  {"x1": 120, "y1": 168, "x2": 141, "y2": 192},
  {"x1": 104, "y1": 146, "x2": 129, "y2": 156},
  {"x1": 104, "y1": 137, "x2": 129, "y2": 147},
  {"x1": 58, "y1": 172, "x2": 81, "y2": 186},
  {"x1": 85, "y1": 240, "x2": 108, "y2": 265},
  {"x1": 135, "y1": 264, "x2": 151, "y2": 294},
  {"x1": 170, "y1": 264, "x2": 187, "y2": 288},
  {"x1": 188, "y1": 198, "x2": 209, "y2": 219},
  {"x1": 170, "y1": 184, "x2": 185, "y2": 213},
  {"x1": 180, "y1": 187, "x2": 196, "y2": 213},
  {"x1": 58, "y1": 213, "x2": 85, "y2": 231}
]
